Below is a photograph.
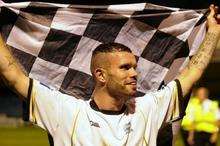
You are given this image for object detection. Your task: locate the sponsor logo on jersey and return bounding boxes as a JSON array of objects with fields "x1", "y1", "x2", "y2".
[{"x1": 90, "y1": 120, "x2": 100, "y2": 128}]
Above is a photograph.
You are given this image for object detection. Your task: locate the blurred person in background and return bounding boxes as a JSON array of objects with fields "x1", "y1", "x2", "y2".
[{"x1": 182, "y1": 87, "x2": 220, "y2": 146}]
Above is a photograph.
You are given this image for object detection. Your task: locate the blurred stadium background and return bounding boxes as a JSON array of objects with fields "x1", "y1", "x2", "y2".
[{"x1": 0, "y1": 0, "x2": 220, "y2": 146}]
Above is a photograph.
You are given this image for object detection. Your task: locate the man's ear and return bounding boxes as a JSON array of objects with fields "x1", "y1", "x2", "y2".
[{"x1": 94, "y1": 68, "x2": 107, "y2": 83}]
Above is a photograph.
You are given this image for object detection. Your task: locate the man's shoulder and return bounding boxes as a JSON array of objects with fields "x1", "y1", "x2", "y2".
[
  {"x1": 59, "y1": 93, "x2": 87, "y2": 106},
  {"x1": 135, "y1": 93, "x2": 155, "y2": 107},
  {"x1": 33, "y1": 79, "x2": 82, "y2": 99}
]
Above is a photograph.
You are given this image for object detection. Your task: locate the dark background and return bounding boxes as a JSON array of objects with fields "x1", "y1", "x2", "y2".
[
  {"x1": 0, "y1": 0, "x2": 220, "y2": 117},
  {"x1": 2, "y1": 0, "x2": 220, "y2": 8}
]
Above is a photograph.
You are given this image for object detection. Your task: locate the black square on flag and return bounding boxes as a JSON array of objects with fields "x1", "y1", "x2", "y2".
[
  {"x1": 0, "y1": 7, "x2": 19, "y2": 39},
  {"x1": 132, "y1": 9, "x2": 172, "y2": 28},
  {"x1": 38, "y1": 28, "x2": 81, "y2": 66},
  {"x1": 141, "y1": 30, "x2": 185, "y2": 68},
  {"x1": 83, "y1": 11, "x2": 128, "y2": 43},
  {"x1": 10, "y1": 47, "x2": 36, "y2": 74},
  {"x1": 61, "y1": 68, "x2": 94, "y2": 100},
  {"x1": 19, "y1": 2, "x2": 58, "y2": 27},
  {"x1": 175, "y1": 41, "x2": 190, "y2": 59}
]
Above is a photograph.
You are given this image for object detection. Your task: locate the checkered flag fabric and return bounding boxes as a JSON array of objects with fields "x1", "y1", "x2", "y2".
[{"x1": 0, "y1": 1, "x2": 207, "y2": 99}]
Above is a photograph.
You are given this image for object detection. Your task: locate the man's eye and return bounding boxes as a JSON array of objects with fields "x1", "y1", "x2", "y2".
[{"x1": 120, "y1": 65, "x2": 130, "y2": 70}]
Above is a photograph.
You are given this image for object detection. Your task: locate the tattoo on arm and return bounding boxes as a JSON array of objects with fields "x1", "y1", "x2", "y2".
[
  {"x1": 189, "y1": 32, "x2": 219, "y2": 70},
  {"x1": 0, "y1": 53, "x2": 16, "y2": 72},
  {"x1": 6, "y1": 55, "x2": 16, "y2": 67}
]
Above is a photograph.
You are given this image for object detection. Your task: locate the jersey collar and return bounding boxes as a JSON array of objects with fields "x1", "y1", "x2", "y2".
[{"x1": 89, "y1": 100, "x2": 126, "y2": 115}]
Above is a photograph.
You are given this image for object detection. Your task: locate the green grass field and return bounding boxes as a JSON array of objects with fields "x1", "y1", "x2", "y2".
[
  {"x1": 0, "y1": 126, "x2": 219, "y2": 146},
  {"x1": 0, "y1": 126, "x2": 49, "y2": 146}
]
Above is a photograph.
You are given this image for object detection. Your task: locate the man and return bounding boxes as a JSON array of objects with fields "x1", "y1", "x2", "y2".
[
  {"x1": 185, "y1": 87, "x2": 220, "y2": 146},
  {"x1": 0, "y1": 5, "x2": 219, "y2": 146}
]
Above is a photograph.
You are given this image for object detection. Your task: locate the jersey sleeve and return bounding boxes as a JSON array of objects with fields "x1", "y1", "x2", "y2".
[
  {"x1": 155, "y1": 80, "x2": 185, "y2": 125},
  {"x1": 137, "y1": 79, "x2": 185, "y2": 129},
  {"x1": 23, "y1": 78, "x2": 79, "y2": 135}
]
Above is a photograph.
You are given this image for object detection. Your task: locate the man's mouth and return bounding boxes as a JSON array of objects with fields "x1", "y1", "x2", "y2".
[
  {"x1": 126, "y1": 81, "x2": 137, "y2": 87},
  {"x1": 128, "y1": 82, "x2": 137, "y2": 85}
]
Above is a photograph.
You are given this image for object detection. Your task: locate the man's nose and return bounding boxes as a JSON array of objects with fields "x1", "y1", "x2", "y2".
[{"x1": 130, "y1": 68, "x2": 138, "y2": 78}]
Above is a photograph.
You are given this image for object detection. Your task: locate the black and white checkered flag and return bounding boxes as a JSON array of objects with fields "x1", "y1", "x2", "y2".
[{"x1": 0, "y1": 1, "x2": 207, "y2": 99}]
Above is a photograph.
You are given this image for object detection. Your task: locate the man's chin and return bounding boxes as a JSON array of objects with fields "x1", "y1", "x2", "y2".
[{"x1": 129, "y1": 90, "x2": 137, "y2": 97}]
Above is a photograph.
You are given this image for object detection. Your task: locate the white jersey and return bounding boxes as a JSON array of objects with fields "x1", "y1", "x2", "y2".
[{"x1": 27, "y1": 79, "x2": 183, "y2": 146}]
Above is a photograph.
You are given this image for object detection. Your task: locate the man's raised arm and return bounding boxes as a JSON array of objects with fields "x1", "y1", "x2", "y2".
[
  {"x1": 0, "y1": 33, "x2": 29, "y2": 98},
  {"x1": 177, "y1": 5, "x2": 220, "y2": 97}
]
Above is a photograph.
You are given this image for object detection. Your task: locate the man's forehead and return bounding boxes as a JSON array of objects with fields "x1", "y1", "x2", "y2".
[
  {"x1": 107, "y1": 51, "x2": 137, "y2": 64},
  {"x1": 92, "y1": 51, "x2": 137, "y2": 69},
  {"x1": 107, "y1": 51, "x2": 134, "y2": 57}
]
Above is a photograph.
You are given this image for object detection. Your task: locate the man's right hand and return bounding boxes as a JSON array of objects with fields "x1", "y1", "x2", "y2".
[{"x1": 0, "y1": 33, "x2": 29, "y2": 99}]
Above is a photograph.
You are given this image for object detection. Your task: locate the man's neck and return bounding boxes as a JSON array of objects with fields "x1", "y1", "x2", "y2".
[{"x1": 92, "y1": 88, "x2": 126, "y2": 111}]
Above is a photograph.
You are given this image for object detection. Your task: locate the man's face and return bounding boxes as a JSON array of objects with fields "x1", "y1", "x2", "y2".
[
  {"x1": 105, "y1": 51, "x2": 137, "y2": 99},
  {"x1": 196, "y1": 87, "x2": 209, "y2": 101}
]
